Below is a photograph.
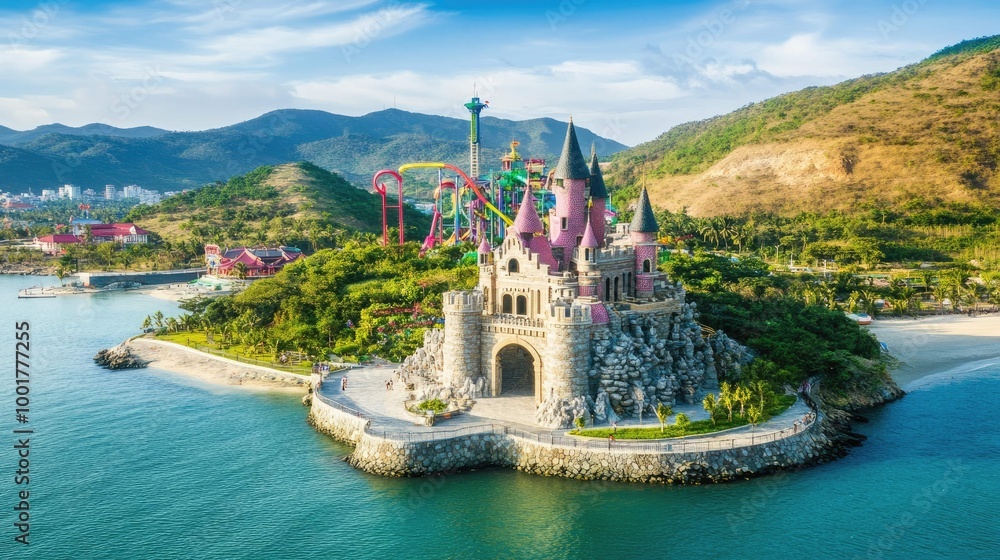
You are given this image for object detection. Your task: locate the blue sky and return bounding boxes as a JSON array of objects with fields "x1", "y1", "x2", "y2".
[{"x1": 1, "y1": 0, "x2": 997, "y2": 145}]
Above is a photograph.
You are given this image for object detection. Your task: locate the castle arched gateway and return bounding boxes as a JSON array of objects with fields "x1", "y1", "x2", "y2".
[{"x1": 490, "y1": 339, "x2": 542, "y2": 403}]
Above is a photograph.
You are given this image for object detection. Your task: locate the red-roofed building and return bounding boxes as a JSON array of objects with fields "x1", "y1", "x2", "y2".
[
  {"x1": 206, "y1": 245, "x2": 304, "y2": 278},
  {"x1": 34, "y1": 234, "x2": 83, "y2": 255},
  {"x1": 88, "y1": 223, "x2": 150, "y2": 245},
  {"x1": 3, "y1": 200, "x2": 35, "y2": 211}
]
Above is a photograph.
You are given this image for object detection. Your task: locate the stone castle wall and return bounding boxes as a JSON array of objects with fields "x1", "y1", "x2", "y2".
[{"x1": 311, "y1": 397, "x2": 835, "y2": 483}]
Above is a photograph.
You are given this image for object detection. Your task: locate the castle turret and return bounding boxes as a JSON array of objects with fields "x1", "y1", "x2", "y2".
[
  {"x1": 544, "y1": 300, "x2": 592, "y2": 400},
  {"x1": 574, "y1": 212, "x2": 600, "y2": 297},
  {"x1": 513, "y1": 184, "x2": 559, "y2": 269},
  {"x1": 548, "y1": 119, "x2": 591, "y2": 257},
  {"x1": 588, "y1": 144, "x2": 608, "y2": 244},
  {"x1": 630, "y1": 187, "x2": 660, "y2": 299},
  {"x1": 442, "y1": 290, "x2": 483, "y2": 387}
]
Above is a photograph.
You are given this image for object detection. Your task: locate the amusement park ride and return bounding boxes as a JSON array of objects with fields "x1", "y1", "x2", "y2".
[{"x1": 372, "y1": 97, "x2": 614, "y2": 254}]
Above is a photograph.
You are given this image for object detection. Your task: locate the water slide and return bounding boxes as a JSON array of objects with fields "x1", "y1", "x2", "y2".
[
  {"x1": 399, "y1": 162, "x2": 512, "y2": 227},
  {"x1": 400, "y1": 162, "x2": 514, "y2": 254}
]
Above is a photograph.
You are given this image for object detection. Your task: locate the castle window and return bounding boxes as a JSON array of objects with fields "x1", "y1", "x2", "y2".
[
  {"x1": 502, "y1": 294, "x2": 513, "y2": 314},
  {"x1": 508, "y1": 259, "x2": 519, "y2": 274},
  {"x1": 605, "y1": 278, "x2": 611, "y2": 301},
  {"x1": 643, "y1": 259, "x2": 652, "y2": 273},
  {"x1": 561, "y1": 217, "x2": 568, "y2": 230},
  {"x1": 479, "y1": 253, "x2": 486, "y2": 265},
  {"x1": 628, "y1": 272, "x2": 633, "y2": 295},
  {"x1": 614, "y1": 277, "x2": 620, "y2": 301},
  {"x1": 584, "y1": 248, "x2": 590, "y2": 261},
  {"x1": 516, "y1": 295, "x2": 527, "y2": 316}
]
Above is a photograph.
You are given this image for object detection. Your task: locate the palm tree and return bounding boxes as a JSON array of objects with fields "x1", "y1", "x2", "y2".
[
  {"x1": 153, "y1": 311, "x2": 165, "y2": 329},
  {"x1": 233, "y1": 262, "x2": 249, "y2": 280},
  {"x1": 702, "y1": 393, "x2": 720, "y2": 426},
  {"x1": 55, "y1": 264, "x2": 68, "y2": 286},
  {"x1": 655, "y1": 402, "x2": 672, "y2": 433}
]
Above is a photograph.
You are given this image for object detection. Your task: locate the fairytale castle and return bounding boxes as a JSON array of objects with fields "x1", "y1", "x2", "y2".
[{"x1": 403, "y1": 119, "x2": 745, "y2": 428}]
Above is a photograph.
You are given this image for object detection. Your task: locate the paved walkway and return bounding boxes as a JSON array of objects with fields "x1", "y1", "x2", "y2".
[{"x1": 317, "y1": 365, "x2": 816, "y2": 444}]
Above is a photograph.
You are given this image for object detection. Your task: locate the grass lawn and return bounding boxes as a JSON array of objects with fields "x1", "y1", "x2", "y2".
[
  {"x1": 154, "y1": 330, "x2": 314, "y2": 376},
  {"x1": 570, "y1": 394, "x2": 797, "y2": 440}
]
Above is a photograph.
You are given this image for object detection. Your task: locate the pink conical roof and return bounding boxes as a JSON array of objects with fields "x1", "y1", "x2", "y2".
[
  {"x1": 581, "y1": 213, "x2": 599, "y2": 248},
  {"x1": 478, "y1": 238, "x2": 491, "y2": 253},
  {"x1": 512, "y1": 185, "x2": 544, "y2": 235},
  {"x1": 529, "y1": 235, "x2": 559, "y2": 269}
]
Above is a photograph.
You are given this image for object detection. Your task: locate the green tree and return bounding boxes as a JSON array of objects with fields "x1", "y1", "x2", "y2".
[
  {"x1": 655, "y1": 402, "x2": 672, "y2": 433},
  {"x1": 702, "y1": 393, "x2": 721, "y2": 426},
  {"x1": 674, "y1": 413, "x2": 691, "y2": 435},
  {"x1": 96, "y1": 242, "x2": 116, "y2": 270},
  {"x1": 746, "y1": 404, "x2": 764, "y2": 433}
]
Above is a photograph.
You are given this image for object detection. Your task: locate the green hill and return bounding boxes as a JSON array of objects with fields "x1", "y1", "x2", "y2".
[
  {"x1": 0, "y1": 109, "x2": 627, "y2": 192},
  {"x1": 125, "y1": 162, "x2": 431, "y2": 247},
  {"x1": 607, "y1": 35, "x2": 1000, "y2": 217}
]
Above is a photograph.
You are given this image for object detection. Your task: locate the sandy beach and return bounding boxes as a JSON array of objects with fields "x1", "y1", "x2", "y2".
[
  {"x1": 865, "y1": 314, "x2": 1000, "y2": 389},
  {"x1": 124, "y1": 337, "x2": 309, "y2": 394}
]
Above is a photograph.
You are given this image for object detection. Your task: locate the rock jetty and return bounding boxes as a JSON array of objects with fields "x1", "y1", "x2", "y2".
[{"x1": 94, "y1": 344, "x2": 149, "y2": 369}]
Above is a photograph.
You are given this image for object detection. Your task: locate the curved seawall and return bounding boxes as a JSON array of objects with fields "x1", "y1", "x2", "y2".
[{"x1": 308, "y1": 392, "x2": 836, "y2": 484}]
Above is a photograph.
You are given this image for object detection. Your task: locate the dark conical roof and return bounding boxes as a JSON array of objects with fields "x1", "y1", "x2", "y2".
[
  {"x1": 554, "y1": 118, "x2": 591, "y2": 180},
  {"x1": 588, "y1": 144, "x2": 608, "y2": 199},
  {"x1": 630, "y1": 187, "x2": 659, "y2": 233}
]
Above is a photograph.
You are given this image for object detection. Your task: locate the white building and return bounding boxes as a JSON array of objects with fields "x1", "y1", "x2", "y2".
[
  {"x1": 58, "y1": 184, "x2": 82, "y2": 199},
  {"x1": 122, "y1": 185, "x2": 142, "y2": 199},
  {"x1": 104, "y1": 185, "x2": 117, "y2": 200}
]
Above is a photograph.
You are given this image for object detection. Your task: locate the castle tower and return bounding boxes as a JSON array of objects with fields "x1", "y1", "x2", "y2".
[
  {"x1": 630, "y1": 187, "x2": 660, "y2": 299},
  {"x1": 588, "y1": 144, "x2": 608, "y2": 245},
  {"x1": 442, "y1": 290, "x2": 483, "y2": 387},
  {"x1": 548, "y1": 119, "x2": 592, "y2": 258},
  {"x1": 544, "y1": 300, "x2": 592, "y2": 400},
  {"x1": 574, "y1": 213, "x2": 601, "y2": 298},
  {"x1": 477, "y1": 238, "x2": 496, "y2": 314}
]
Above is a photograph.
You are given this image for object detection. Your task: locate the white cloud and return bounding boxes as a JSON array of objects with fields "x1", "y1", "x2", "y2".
[{"x1": 197, "y1": 4, "x2": 433, "y2": 63}]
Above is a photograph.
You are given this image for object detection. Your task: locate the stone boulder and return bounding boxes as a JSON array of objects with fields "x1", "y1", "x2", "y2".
[{"x1": 93, "y1": 344, "x2": 149, "y2": 370}]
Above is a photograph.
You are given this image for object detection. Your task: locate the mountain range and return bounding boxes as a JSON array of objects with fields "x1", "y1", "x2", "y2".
[
  {"x1": 0, "y1": 109, "x2": 627, "y2": 192},
  {"x1": 606, "y1": 35, "x2": 1000, "y2": 216}
]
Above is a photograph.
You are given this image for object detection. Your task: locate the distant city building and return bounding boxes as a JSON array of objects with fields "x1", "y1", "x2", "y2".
[
  {"x1": 58, "y1": 184, "x2": 82, "y2": 199},
  {"x1": 83, "y1": 188, "x2": 97, "y2": 199},
  {"x1": 2, "y1": 200, "x2": 35, "y2": 211},
  {"x1": 138, "y1": 191, "x2": 161, "y2": 205},
  {"x1": 122, "y1": 184, "x2": 142, "y2": 199},
  {"x1": 41, "y1": 189, "x2": 57, "y2": 201},
  {"x1": 105, "y1": 185, "x2": 117, "y2": 200}
]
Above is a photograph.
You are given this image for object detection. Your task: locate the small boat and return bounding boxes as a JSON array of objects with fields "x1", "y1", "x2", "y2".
[{"x1": 18, "y1": 293, "x2": 56, "y2": 299}]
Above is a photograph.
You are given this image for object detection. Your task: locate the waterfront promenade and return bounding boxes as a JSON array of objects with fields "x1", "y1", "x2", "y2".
[{"x1": 315, "y1": 363, "x2": 816, "y2": 451}]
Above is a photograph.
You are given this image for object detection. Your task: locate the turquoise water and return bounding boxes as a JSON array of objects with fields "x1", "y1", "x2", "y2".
[{"x1": 2, "y1": 276, "x2": 998, "y2": 559}]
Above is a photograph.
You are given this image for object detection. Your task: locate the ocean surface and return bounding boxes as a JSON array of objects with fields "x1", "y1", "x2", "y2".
[{"x1": 1, "y1": 275, "x2": 998, "y2": 560}]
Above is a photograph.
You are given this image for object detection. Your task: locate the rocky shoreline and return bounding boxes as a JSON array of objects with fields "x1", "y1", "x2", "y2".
[
  {"x1": 94, "y1": 344, "x2": 150, "y2": 369},
  {"x1": 1, "y1": 264, "x2": 54, "y2": 275}
]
